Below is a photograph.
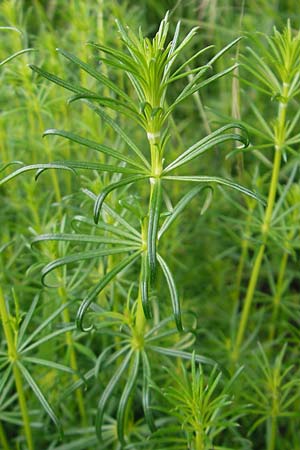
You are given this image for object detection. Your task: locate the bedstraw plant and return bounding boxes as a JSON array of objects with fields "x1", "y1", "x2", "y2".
[{"x1": 6, "y1": 5, "x2": 298, "y2": 449}]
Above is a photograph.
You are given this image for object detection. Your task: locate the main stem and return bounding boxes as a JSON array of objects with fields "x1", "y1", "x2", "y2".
[
  {"x1": 232, "y1": 85, "x2": 288, "y2": 362},
  {"x1": 59, "y1": 286, "x2": 87, "y2": 425},
  {"x1": 0, "y1": 286, "x2": 34, "y2": 450},
  {"x1": 0, "y1": 422, "x2": 10, "y2": 450}
]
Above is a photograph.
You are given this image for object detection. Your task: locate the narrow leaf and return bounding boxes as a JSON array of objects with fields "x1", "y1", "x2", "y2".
[
  {"x1": 41, "y1": 246, "x2": 138, "y2": 287},
  {"x1": 96, "y1": 350, "x2": 133, "y2": 441},
  {"x1": 158, "y1": 185, "x2": 213, "y2": 239},
  {"x1": 117, "y1": 351, "x2": 140, "y2": 443},
  {"x1": 17, "y1": 361, "x2": 62, "y2": 435},
  {"x1": 43, "y1": 129, "x2": 144, "y2": 170},
  {"x1": 76, "y1": 250, "x2": 142, "y2": 331},
  {"x1": 157, "y1": 254, "x2": 182, "y2": 331},
  {"x1": 163, "y1": 175, "x2": 265, "y2": 204},
  {"x1": 148, "y1": 178, "x2": 162, "y2": 282}
]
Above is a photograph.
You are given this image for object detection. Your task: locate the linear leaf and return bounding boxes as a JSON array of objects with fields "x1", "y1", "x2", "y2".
[
  {"x1": 43, "y1": 129, "x2": 144, "y2": 170},
  {"x1": 57, "y1": 48, "x2": 133, "y2": 103},
  {"x1": 83, "y1": 101, "x2": 151, "y2": 169},
  {"x1": 76, "y1": 250, "x2": 142, "y2": 331},
  {"x1": 17, "y1": 361, "x2": 62, "y2": 435},
  {"x1": 164, "y1": 123, "x2": 248, "y2": 173},
  {"x1": 117, "y1": 350, "x2": 140, "y2": 443},
  {"x1": 163, "y1": 175, "x2": 265, "y2": 204},
  {"x1": 69, "y1": 94, "x2": 143, "y2": 125},
  {"x1": 47, "y1": 160, "x2": 141, "y2": 175},
  {"x1": 96, "y1": 350, "x2": 133, "y2": 441},
  {"x1": 158, "y1": 185, "x2": 212, "y2": 239},
  {"x1": 19, "y1": 301, "x2": 75, "y2": 352},
  {"x1": 0, "y1": 48, "x2": 35, "y2": 67},
  {"x1": 149, "y1": 345, "x2": 215, "y2": 366},
  {"x1": 41, "y1": 246, "x2": 138, "y2": 287},
  {"x1": 148, "y1": 178, "x2": 162, "y2": 283},
  {"x1": 32, "y1": 233, "x2": 135, "y2": 247},
  {"x1": 140, "y1": 251, "x2": 152, "y2": 319},
  {"x1": 141, "y1": 351, "x2": 156, "y2": 432},
  {"x1": 30, "y1": 64, "x2": 93, "y2": 96},
  {"x1": 157, "y1": 254, "x2": 182, "y2": 331},
  {"x1": 21, "y1": 357, "x2": 77, "y2": 376},
  {"x1": 0, "y1": 163, "x2": 75, "y2": 186},
  {"x1": 17, "y1": 295, "x2": 39, "y2": 348},
  {"x1": 93, "y1": 175, "x2": 148, "y2": 224}
]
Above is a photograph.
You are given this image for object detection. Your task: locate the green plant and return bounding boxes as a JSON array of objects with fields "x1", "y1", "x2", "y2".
[
  {"x1": 231, "y1": 22, "x2": 300, "y2": 362},
  {"x1": 0, "y1": 10, "x2": 262, "y2": 446}
]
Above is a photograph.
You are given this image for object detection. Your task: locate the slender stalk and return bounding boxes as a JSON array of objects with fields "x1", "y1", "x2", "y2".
[
  {"x1": 0, "y1": 286, "x2": 34, "y2": 450},
  {"x1": 232, "y1": 84, "x2": 288, "y2": 362},
  {"x1": 195, "y1": 429, "x2": 205, "y2": 450},
  {"x1": 269, "y1": 234, "x2": 291, "y2": 341},
  {"x1": 267, "y1": 415, "x2": 277, "y2": 450},
  {"x1": 0, "y1": 421, "x2": 10, "y2": 450},
  {"x1": 59, "y1": 286, "x2": 87, "y2": 425}
]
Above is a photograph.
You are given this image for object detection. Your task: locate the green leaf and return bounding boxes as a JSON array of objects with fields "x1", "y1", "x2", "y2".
[
  {"x1": 0, "y1": 163, "x2": 75, "y2": 186},
  {"x1": 17, "y1": 295, "x2": 39, "y2": 348},
  {"x1": 117, "y1": 350, "x2": 140, "y2": 444},
  {"x1": 93, "y1": 174, "x2": 148, "y2": 224},
  {"x1": 71, "y1": 212, "x2": 141, "y2": 243},
  {"x1": 83, "y1": 101, "x2": 151, "y2": 169},
  {"x1": 149, "y1": 345, "x2": 216, "y2": 366},
  {"x1": 163, "y1": 175, "x2": 265, "y2": 204},
  {"x1": 95, "y1": 350, "x2": 133, "y2": 441},
  {"x1": 17, "y1": 361, "x2": 62, "y2": 436},
  {"x1": 69, "y1": 94, "x2": 143, "y2": 126},
  {"x1": 0, "y1": 48, "x2": 35, "y2": 67},
  {"x1": 18, "y1": 302, "x2": 76, "y2": 352},
  {"x1": 157, "y1": 254, "x2": 182, "y2": 331},
  {"x1": 158, "y1": 185, "x2": 213, "y2": 239},
  {"x1": 30, "y1": 64, "x2": 94, "y2": 96},
  {"x1": 57, "y1": 48, "x2": 134, "y2": 103},
  {"x1": 41, "y1": 246, "x2": 139, "y2": 287},
  {"x1": 32, "y1": 233, "x2": 136, "y2": 248},
  {"x1": 148, "y1": 178, "x2": 162, "y2": 282},
  {"x1": 45, "y1": 160, "x2": 142, "y2": 175},
  {"x1": 141, "y1": 351, "x2": 156, "y2": 432},
  {"x1": 76, "y1": 250, "x2": 142, "y2": 331},
  {"x1": 140, "y1": 251, "x2": 152, "y2": 319},
  {"x1": 21, "y1": 357, "x2": 77, "y2": 376},
  {"x1": 43, "y1": 129, "x2": 145, "y2": 171},
  {"x1": 164, "y1": 123, "x2": 248, "y2": 173}
]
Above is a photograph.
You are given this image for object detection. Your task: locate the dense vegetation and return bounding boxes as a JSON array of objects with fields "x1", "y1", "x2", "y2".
[{"x1": 1, "y1": 1, "x2": 300, "y2": 449}]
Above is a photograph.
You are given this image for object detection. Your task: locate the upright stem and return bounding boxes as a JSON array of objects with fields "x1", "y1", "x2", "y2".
[
  {"x1": 0, "y1": 422, "x2": 10, "y2": 450},
  {"x1": 232, "y1": 84, "x2": 288, "y2": 362},
  {"x1": 267, "y1": 415, "x2": 277, "y2": 450},
  {"x1": 269, "y1": 230, "x2": 292, "y2": 341},
  {"x1": 59, "y1": 286, "x2": 87, "y2": 425},
  {"x1": 0, "y1": 286, "x2": 34, "y2": 450}
]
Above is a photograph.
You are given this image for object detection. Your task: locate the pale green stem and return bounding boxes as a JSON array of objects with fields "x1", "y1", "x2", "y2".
[
  {"x1": 59, "y1": 286, "x2": 87, "y2": 425},
  {"x1": 269, "y1": 248, "x2": 289, "y2": 341},
  {"x1": 267, "y1": 415, "x2": 277, "y2": 450},
  {"x1": 0, "y1": 422, "x2": 10, "y2": 450},
  {"x1": 232, "y1": 84, "x2": 288, "y2": 362},
  {"x1": 195, "y1": 430, "x2": 205, "y2": 450},
  {"x1": 0, "y1": 286, "x2": 34, "y2": 450}
]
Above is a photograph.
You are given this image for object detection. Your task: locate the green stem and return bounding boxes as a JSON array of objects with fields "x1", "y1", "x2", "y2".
[
  {"x1": 195, "y1": 429, "x2": 205, "y2": 450},
  {"x1": 59, "y1": 286, "x2": 87, "y2": 425},
  {"x1": 0, "y1": 422, "x2": 10, "y2": 450},
  {"x1": 0, "y1": 286, "x2": 34, "y2": 450},
  {"x1": 135, "y1": 289, "x2": 146, "y2": 340},
  {"x1": 269, "y1": 245, "x2": 289, "y2": 341},
  {"x1": 267, "y1": 416, "x2": 277, "y2": 450},
  {"x1": 232, "y1": 85, "x2": 288, "y2": 362}
]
